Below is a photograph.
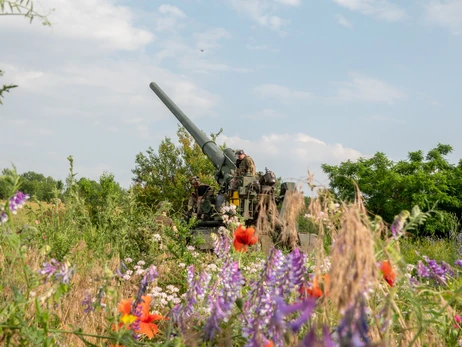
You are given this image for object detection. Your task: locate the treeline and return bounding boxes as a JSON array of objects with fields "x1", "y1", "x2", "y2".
[
  {"x1": 322, "y1": 143, "x2": 462, "y2": 237},
  {"x1": 0, "y1": 167, "x2": 124, "y2": 204},
  {"x1": 0, "y1": 168, "x2": 63, "y2": 201},
  {"x1": 3, "y1": 134, "x2": 462, "y2": 238}
]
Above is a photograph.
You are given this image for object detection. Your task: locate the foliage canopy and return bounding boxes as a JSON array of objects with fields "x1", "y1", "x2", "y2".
[
  {"x1": 131, "y1": 126, "x2": 219, "y2": 213},
  {"x1": 322, "y1": 143, "x2": 462, "y2": 236}
]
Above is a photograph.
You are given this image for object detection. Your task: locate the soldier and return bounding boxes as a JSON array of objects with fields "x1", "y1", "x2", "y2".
[
  {"x1": 188, "y1": 176, "x2": 212, "y2": 216},
  {"x1": 230, "y1": 149, "x2": 256, "y2": 190},
  {"x1": 235, "y1": 149, "x2": 256, "y2": 176}
]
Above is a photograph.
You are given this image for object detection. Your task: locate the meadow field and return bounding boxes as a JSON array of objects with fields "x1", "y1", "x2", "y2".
[{"x1": 1, "y1": 171, "x2": 462, "y2": 347}]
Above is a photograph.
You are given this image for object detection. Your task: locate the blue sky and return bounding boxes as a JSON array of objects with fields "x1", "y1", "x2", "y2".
[{"x1": 1, "y1": 0, "x2": 461, "y2": 191}]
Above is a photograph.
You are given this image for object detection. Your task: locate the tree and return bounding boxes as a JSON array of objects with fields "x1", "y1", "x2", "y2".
[
  {"x1": 322, "y1": 144, "x2": 462, "y2": 237},
  {"x1": 131, "y1": 126, "x2": 218, "y2": 213},
  {"x1": 20, "y1": 171, "x2": 62, "y2": 201}
]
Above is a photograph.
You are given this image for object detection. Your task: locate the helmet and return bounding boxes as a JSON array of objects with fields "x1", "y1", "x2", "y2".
[{"x1": 235, "y1": 149, "x2": 245, "y2": 155}]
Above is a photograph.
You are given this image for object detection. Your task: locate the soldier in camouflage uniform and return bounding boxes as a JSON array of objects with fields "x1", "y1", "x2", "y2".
[
  {"x1": 188, "y1": 176, "x2": 212, "y2": 217},
  {"x1": 235, "y1": 149, "x2": 256, "y2": 176},
  {"x1": 230, "y1": 149, "x2": 256, "y2": 189}
]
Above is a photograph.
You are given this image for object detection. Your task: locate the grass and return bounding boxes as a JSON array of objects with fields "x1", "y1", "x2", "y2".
[
  {"x1": 1, "y1": 184, "x2": 462, "y2": 346},
  {"x1": 400, "y1": 236, "x2": 460, "y2": 265}
]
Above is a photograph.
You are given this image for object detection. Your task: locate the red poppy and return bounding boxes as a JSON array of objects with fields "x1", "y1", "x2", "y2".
[
  {"x1": 114, "y1": 296, "x2": 166, "y2": 339},
  {"x1": 379, "y1": 260, "x2": 396, "y2": 287},
  {"x1": 136, "y1": 295, "x2": 166, "y2": 338},
  {"x1": 233, "y1": 225, "x2": 258, "y2": 252},
  {"x1": 302, "y1": 274, "x2": 330, "y2": 298}
]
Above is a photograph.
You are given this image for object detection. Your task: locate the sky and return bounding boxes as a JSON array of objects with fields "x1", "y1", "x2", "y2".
[{"x1": 1, "y1": 0, "x2": 461, "y2": 192}]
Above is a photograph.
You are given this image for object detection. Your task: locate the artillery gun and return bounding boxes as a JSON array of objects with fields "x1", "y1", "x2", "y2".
[{"x1": 149, "y1": 82, "x2": 316, "y2": 253}]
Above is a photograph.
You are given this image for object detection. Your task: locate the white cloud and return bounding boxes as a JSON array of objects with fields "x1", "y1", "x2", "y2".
[
  {"x1": 274, "y1": 0, "x2": 301, "y2": 5},
  {"x1": 245, "y1": 43, "x2": 279, "y2": 53},
  {"x1": 333, "y1": 0, "x2": 407, "y2": 21},
  {"x1": 360, "y1": 114, "x2": 404, "y2": 123},
  {"x1": 220, "y1": 133, "x2": 362, "y2": 191},
  {"x1": 228, "y1": 0, "x2": 296, "y2": 31},
  {"x1": 155, "y1": 4, "x2": 188, "y2": 32},
  {"x1": 243, "y1": 108, "x2": 284, "y2": 119},
  {"x1": 3, "y1": 58, "x2": 220, "y2": 121},
  {"x1": 155, "y1": 30, "x2": 249, "y2": 74},
  {"x1": 158, "y1": 4, "x2": 186, "y2": 17},
  {"x1": 195, "y1": 28, "x2": 231, "y2": 51},
  {"x1": 253, "y1": 84, "x2": 313, "y2": 102},
  {"x1": 425, "y1": 0, "x2": 462, "y2": 35},
  {"x1": 335, "y1": 13, "x2": 353, "y2": 28},
  {"x1": 0, "y1": 0, "x2": 154, "y2": 51},
  {"x1": 334, "y1": 73, "x2": 405, "y2": 103}
]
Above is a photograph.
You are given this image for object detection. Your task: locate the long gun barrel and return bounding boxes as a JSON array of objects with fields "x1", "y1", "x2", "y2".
[{"x1": 150, "y1": 82, "x2": 236, "y2": 185}]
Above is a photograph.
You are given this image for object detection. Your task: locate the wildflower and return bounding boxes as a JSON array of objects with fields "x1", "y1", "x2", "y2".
[
  {"x1": 203, "y1": 261, "x2": 244, "y2": 341},
  {"x1": 118, "y1": 299, "x2": 138, "y2": 326},
  {"x1": 391, "y1": 210, "x2": 409, "y2": 238},
  {"x1": 82, "y1": 291, "x2": 94, "y2": 314},
  {"x1": 379, "y1": 260, "x2": 396, "y2": 287},
  {"x1": 303, "y1": 274, "x2": 330, "y2": 298},
  {"x1": 301, "y1": 325, "x2": 335, "y2": 347},
  {"x1": 38, "y1": 259, "x2": 74, "y2": 284},
  {"x1": 455, "y1": 259, "x2": 462, "y2": 268},
  {"x1": 0, "y1": 210, "x2": 8, "y2": 224},
  {"x1": 272, "y1": 297, "x2": 317, "y2": 333},
  {"x1": 54, "y1": 261, "x2": 74, "y2": 284},
  {"x1": 133, "y1": 265, "x2": 158, "y2": 310},
  {"x1": 417, "y1": 260, "x2": 430, "y2": 278},
  {"x1": 233, "y1": 225, "x2": 258, "y2": 252},
  {"x1": 455, "y1": 315, "x2": 462, "y2": 329},
  {"x1": 9, "y1": 191, "x2": 30, "y2": 215},
  {"x1": 214, "y1": 229, "x2": 231, "y2": 259},
  {"x1": 117, "y1": 296, "x2": 165, "y2": 338},
  {"x1": 136, "y1": 296, "x2": 165, "y2": 338}
]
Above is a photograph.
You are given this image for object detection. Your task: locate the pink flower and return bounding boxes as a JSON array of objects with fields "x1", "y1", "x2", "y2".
[{"x1": 454, "y1": 314, "x2": 461, "y2": 329}]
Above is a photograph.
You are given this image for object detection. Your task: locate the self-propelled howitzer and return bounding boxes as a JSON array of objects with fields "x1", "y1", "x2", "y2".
[
  {"x1": 149, "y1": 82, "x2": 236, "y2": 187},
  {"x1": 149, "y1": 82, "x2": 317, "y2": 254}
]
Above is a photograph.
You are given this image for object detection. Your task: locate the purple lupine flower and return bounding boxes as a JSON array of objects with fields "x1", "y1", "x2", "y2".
[
  {"x1": 0, "y1": 211, "x2": 8, "y2": 224},
  {"x1": 416, "y1": 260, "x2": 430, "y2": 278},
  {"x1": 38, "y1": 258, "x2": 74, "y2": 284},
  {"x1": 38, "y1": 258, "x2": 60, "y2": 280},
  {"x1": 242, "y1": 248, "x2": 290, "y2": 346},
  {"x1": 286, "y1": 248, "x2": 306, "y2": 291},
  {"x1": 82, "y1": 290, "x2": 94, "y2": 313},
  {"x1": 424, "y1": 256, "x2": 450, "y2": 284},
  {"x1": 455, "y1": 259, "x2": 462, "y2": 268},
  {"x1": 131, "y1": 298, "x2": 144, "y2": 334},
  {"x1": 271, "y1": 296, "x2": 317, "y2": 334},
  {"x1": 391, "y1": 211, "x2": 409, "y2": 238},
  {"x1": 440, "y1": 261, "x2": 454, "y2": 277},
  {"x1": 9, "y1": 191, "x2": 30, "y2": 215},
  {"x1": 214, "y1": 227, "x2": 231, "y2": 259},
  {"x1": 204, "y1": 261, "x2": 244, "y2": 341},
  {"x1": 133, "y1": 265, "x2": 158, "y2": 311},
  {"x1": 336, "y1": 297, "x2": 370, "y2": 347},
  {"x1": 172, "y1": 265, "x2": 212, "y2": 334},
  {"x1": 301, "y1": 325, "x2": 337, "y2": 347},
  {"x1": 54, "y1": 261, "x2": 74, "y2": 284}
]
